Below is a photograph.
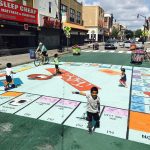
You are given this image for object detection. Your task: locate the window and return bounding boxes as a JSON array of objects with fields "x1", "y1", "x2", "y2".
[
  {"x1": 49, "y1": 2, "x2": 51, "y2": 13},
  {"x1": 77, "y1": 11, "x2": 81, "y2": 24},
  {"x1": 61, "y1": 4, "x2": 67, "y2": 12},
  {"x1": 70, "y1": 8, "x2": 75, "y2": 22}
]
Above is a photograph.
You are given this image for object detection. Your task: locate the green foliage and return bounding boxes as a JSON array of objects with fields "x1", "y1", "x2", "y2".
[
  {"x1": 125, "y1": 30, "x2": 134, "y2": 39},
  {"x1": 111, "y1": 27, "x2": 119, "y2": 38},
  {"x1": 134, "y1": 29, "x2": 142, "y2": 38}
]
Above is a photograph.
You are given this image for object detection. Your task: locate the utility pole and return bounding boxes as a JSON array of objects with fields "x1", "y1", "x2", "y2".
[
  {"x1": 137, "y1": 14, "x2": 148, "y2": 43},
  {"x1": 58, "y1": 0, "x2": 62, "y2": 52}
]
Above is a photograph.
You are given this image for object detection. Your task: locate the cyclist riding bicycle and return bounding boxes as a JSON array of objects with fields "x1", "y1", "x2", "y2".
[{"x1": 36, "y1": 42, "x2": 48, "y2": 63}]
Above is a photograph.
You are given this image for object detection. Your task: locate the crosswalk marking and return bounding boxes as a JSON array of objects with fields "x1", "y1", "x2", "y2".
[{"x1": 82, "y1": 50, "x2": 131, "y2": 54}]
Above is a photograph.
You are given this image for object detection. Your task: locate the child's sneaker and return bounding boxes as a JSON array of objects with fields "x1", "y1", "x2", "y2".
[
  {"x1": 4, "y1": 87, "x2": 9, "y2": 91},
  {"x1": 88, "y1": 128, "x2": 92, "y2": 134},
  {"x1": 11, "y1": 84, "x2": 15, "y2": 88}
]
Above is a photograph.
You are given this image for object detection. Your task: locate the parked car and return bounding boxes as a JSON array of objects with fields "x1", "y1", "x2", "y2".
[
  {"x1": 119, "y1": 41, "x2": 124, "y2": 47},
  {"x1": 124, "y1": 41, "x2": 131, "y2": 48},
  {"x1": 105, "y1": 42, "x2": 117, "y2": 50}
]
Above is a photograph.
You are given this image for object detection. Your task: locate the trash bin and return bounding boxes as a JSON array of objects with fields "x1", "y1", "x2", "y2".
[{"x1": 29, "y1": 49, "x2": 36, "y2": 59}]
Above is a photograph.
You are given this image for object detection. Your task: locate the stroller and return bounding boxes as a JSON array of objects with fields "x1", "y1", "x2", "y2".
[{"x1": 131, "y1": 49, "x2": 144, "y2": 64}]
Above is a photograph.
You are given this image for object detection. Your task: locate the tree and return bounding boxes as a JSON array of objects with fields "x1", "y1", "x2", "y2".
[
  {"x1": 134, "y1": 29, "x2": 142, "y2": 38},
  {"x1": 125, "y1": 30, "x2": 134, "y2": 39},
  {"x1": 111, "y1": 27, "x2": 119, "y2": 38}
]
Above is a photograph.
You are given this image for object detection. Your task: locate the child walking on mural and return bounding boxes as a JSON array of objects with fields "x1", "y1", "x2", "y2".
[
  {"x1": 4, "y1": 63, "x2": 16, "y2": 91},
  {"x1": 72, "y1": 86, "x2": 100, "y2": 133},
  {"x1": 54, "y1": 53, "x2": 62, "y2": 75},
  {"x1": 119, "y1": 68, "x2": 127, "y2": 88}
]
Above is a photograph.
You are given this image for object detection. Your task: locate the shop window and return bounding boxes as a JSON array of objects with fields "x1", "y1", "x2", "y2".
[
  {"x1": 77, "y1": 11, "x2": 81, "y2": 24},
  {"x1": 70, "y1": 8, "x2": 75, "y2": 22},
  {"x1": 61, "y1": 4, "x2": 67, "y2": 12}
]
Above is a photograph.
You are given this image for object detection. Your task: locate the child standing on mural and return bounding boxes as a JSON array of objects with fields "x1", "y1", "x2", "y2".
[
  {"x1": 119, "y1": 68, "x2": 127, "y2": 88},
  {"x1": 72, "y1": 86, "x2": 100, "y2": 133},
  {"x1": 54, "y1": 53, "x2": 62, "y2": 75},
  {"x1": 4, "y1": 63, "x2": 16, "y2": 91}
]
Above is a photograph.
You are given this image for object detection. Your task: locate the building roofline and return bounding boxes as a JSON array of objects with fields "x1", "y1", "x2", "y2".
[{"x1": 83, "y1": 5, "x2": 104, "y2": 10}]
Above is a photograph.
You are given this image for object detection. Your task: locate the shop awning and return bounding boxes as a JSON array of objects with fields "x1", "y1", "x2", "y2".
[{"x1": 63, "y1": 22, "x2": 88, "y2": 31}]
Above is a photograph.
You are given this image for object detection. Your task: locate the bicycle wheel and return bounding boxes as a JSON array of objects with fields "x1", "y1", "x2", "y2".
[{"x1": 34, "y1": 57, "x2": 41, "y2": 67}]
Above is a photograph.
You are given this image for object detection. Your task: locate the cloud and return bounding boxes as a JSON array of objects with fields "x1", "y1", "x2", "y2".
[{"x1": 78, "y1": 0, "x2": 150, "y2": 30}]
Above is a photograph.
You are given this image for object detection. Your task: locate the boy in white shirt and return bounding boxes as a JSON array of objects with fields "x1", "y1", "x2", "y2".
[
  {"x1": 72, "y1": 86, "x2": 100, "y2": 133},
  {"x1": 4, "y1": 63, "x2": 16, "y2": 91}
]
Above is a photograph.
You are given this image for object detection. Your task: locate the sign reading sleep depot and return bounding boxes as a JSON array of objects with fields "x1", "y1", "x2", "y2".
[{"x1": 0, "y1": 0, "x2": 38, "y2": 24}]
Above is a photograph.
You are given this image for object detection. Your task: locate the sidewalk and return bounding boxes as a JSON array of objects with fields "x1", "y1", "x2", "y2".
[{"x1": 0, "y1": 45, "x2": 88, "y2": 69}]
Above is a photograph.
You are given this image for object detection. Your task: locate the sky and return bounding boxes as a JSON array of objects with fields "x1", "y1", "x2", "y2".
[{"x1": 78, "y1": 0, "x2": 150, "y2": 30}]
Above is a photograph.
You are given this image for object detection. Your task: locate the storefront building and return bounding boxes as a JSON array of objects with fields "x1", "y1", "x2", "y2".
[
  {"x1": 34, "y1": 0, "x2": 61, "y2": 49},
  {"x1": 61, "y1": 0, "x2": 88, "y2": 46},
  {"x1": 0, "y1": 0, "x2": 38, "y2": 56}
]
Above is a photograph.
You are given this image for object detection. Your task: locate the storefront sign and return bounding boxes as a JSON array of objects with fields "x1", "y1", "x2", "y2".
[
  {"x1": 40, "y1": 14, "x2": 60, "y2": 29},
  {"x1": 0, "y1": 0, "x2": 38, "y2": 24}
]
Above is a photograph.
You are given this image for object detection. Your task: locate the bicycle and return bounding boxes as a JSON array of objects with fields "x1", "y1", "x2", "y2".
[{"x1": 34, "y1": 52, "x2": 50, "y2": 67}]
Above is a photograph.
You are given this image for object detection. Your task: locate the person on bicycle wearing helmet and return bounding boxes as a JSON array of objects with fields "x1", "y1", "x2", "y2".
[{"x1": 36, "y1": 42, "x2": 48, "y2": 63}]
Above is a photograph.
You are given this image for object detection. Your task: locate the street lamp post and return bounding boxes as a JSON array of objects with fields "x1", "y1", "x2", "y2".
[
  {"x1": 58, "y1": 0, "x2": 62, "y2": 52},
  {"x1": 137, "y1": 14, "x2": 147, "y2": 43}
]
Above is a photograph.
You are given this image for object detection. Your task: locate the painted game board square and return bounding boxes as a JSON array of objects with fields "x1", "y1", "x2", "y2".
[
  {"x1": 130, "y1": 103, "x2": 145, "y2": 112},
  {"x1": 0, "y1": 93, "x2": 40, "y2": 114},
  {"x1": 144, "y1": 92, "x2": 150, "y2": 98},
  {"x1": 132, "y1": 85, "x2": 142, "y2": 91},
  {"x1": 1, "y1": 91, "x2": 23, "y2": 97},
  {"x1": 132, "y1": 81, "x2": 144, "y2": 87},
  {"x1": 0, "y1": 95, "x2": 15, "y2": 105},
  {"x1": 39, "y1": 99, "x2": 80, "y2": 124},
  {"x1": 133, "y1": 70, "x2": 141, "y2": 73},
  {"x1": 132, "y1": 75, "x2": 141, "y2": 79},
  {"x1": 70, "y1": 63, "x2": 81, "y2": 66},
  {"x1": 129, "y1": 111, "x2": 150, "y2": 133},
  {"x1": 131, "y1": 96, "x2": 144, "y2": 104},
  {"x1": 144, "y1": 83, "x2": 150, "y2": 87},
  {"x1": 142, "y1": 86, "x2": 150, "y2": 91},
  {"x1": 111, "y1": 65, "x2": 122, "y2": 69},
  {"x1": 16, "y1": 96, "x2": 60, "y2": 119},
  {"x1": 132, "y1": 90, "x2": 144, "y2": 97},
  {"x1": 129, "y1": 129, "x2": 150, "y2": 145},
  {"x1": 144, "y1": 98, "x2": 150, "y2": 105},
  {"x1": 100, "y1": 64, "x2": 112, "y2": 68}
]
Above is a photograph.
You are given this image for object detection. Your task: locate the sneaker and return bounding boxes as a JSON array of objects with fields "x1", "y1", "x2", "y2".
[
  {"x1": 88, "y1": 128, "x2": 92, "y2": 134},
  {"x1": 4, "y1": 87, "x2": 9, "y2": 91}
]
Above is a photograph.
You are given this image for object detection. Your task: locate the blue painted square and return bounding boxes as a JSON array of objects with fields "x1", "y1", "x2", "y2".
[
  {"x1": 100, "y1": 64, "x2": 112, "y2": 68},
  {"x1": 0, "y1": 78, "x2": 23, "y2": 86},
  {"x1": 131, "y1": 96, "x2": 144, "y2": 104},
  {"x1": 132, "y1": 85, "x2": 142, "y2": 91},
  {"x1": 130, "y1": 103, "x2": 145, "y2": 112}
]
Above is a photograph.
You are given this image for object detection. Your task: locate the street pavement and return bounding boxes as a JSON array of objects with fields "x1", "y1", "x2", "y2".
[
  {"x1": 0, "y1": 42, "x2": 150, "y2": 70},
  {"x1": 0, "y1": 45, "x2": 88, "y2": 69}
]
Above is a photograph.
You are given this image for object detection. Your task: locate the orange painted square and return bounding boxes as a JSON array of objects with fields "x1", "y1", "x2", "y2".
[
  {"x1": 129, "y1": 111, "x2": 150, "y2": 132},
  {"x1": 1, "y1": 92, "x2": 23, "y2": 97},
  {"x1": 100, "y1": 69, "x2": 120, "y2": 75}
]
